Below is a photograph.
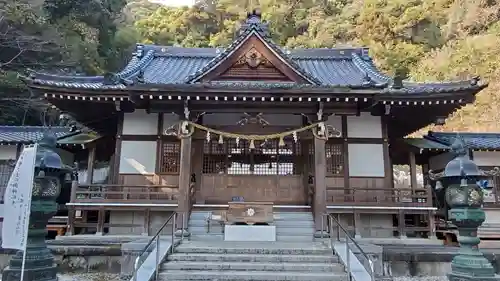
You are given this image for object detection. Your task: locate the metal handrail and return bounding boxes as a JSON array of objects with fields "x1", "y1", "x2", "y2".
[
  {"x1": 322, "y1": 213, "x2": 375, "y2": 281},
  {"x1": 132, "y1": 212, "x2": 185, "y2": 281}
]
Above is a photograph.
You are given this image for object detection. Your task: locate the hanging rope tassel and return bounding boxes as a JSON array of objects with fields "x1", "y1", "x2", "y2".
[
  {"x1": 249, "y1": 139, "x2": 255, "y2": 149},
  {"x1": 218, "y1": 135, "x2": 224, "y2": 144}
]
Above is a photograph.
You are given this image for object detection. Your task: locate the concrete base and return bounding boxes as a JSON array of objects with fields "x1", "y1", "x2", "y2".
[
  {"x1": 448, "y1": 272, "x2": 500, "y2": 281},
  {"x1": 224, "y1": 225, "x2": 276, "y2": 242}
]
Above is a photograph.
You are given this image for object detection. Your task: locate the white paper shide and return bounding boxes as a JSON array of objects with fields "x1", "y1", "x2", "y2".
[{"x1": 1, "y1": 144, "x2": 37, "y2": 250}]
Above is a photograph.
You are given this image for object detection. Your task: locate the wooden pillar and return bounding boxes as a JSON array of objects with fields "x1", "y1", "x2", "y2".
[
  {"x1": 409, "y1": 151, "x2": 417, "y2": 192},
  {"x1": 428, "y1": 210, "x2": 436, "y2": 239},
  {"x1": 422, "y1": 164, "x2": 430, "y2": 186},
  {"x1": 190, "y1": 140, "x2": 203, "y2": 204},
  {"x1": 110, "y1": 113, "x2": 124, "y2": 184},
  {"x1": 143, "y1": 209, "x2": 150, "y2": 236},
  {"x1": 301, "y1": 141, "x2": 311, "y2": 206},
  {"x1": 96, "y1": 207, "x2": 105, "y2": 235},
  {"x1": 341, "y1": 116, "x2": 350, "y2": 198},
  {"x1": 354, "y1": 211, "x2": 362, "y2": 238},
  {"x1": 176, "y1": 135, "x2": 192, "y2": 233},
  {"x1": 381, "y1": 116, "x2": 393, "y2": 213},
  {"x1": 398, "y1": 210, "x2": 407, "y2": 238},
  {"x1": 87, "y1": 145, "x2": 96, "y2": 185},
  {"x1": 66, "y1": 178, "x2": 78, "y2": 236},
  {"x1": 155, "y1": 113, "x2": 164, "y2": 174},
  {"x1": 15, "y1": 144, "x2": 22, "y2": 159},
  {"x1": 313, "y1": 137, "x2": 327, "y2": 236}
]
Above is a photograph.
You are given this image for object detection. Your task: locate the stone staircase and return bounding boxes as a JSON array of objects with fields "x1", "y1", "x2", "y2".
[
  {"x1": 188, "y1": 211, "x2": 316, "y2": 242},
  {"x1": 158, "y1": 240, "x2": 348, "y2": 281}
]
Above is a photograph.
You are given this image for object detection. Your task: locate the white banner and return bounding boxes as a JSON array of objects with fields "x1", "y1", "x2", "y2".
[{"x1": 1, "y1": 144, "x2": 37, "y2": 250}]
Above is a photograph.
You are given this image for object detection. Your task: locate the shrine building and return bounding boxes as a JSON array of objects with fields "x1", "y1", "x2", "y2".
[{"x1": 24, "y1": 10, "x2": 487, "y2": 239}]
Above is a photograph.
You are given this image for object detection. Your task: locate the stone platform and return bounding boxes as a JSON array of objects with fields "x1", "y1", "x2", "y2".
[{"x1": 224, "y1": 225, "x2": 276, "y2": 242}]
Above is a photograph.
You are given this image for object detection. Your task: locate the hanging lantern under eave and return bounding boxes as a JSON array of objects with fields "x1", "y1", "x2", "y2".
[{"x1": 218, "y1": 135, "x2": 224, "y2": 144}]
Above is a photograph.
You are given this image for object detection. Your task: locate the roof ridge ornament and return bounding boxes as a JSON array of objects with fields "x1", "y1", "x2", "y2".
[
  {"x1": 103, "y1": 72, "x2": 120, "y2": 85},
  {"x1": 391, "y1": 70, "x2": 406, "y2": 89},
  {"x1": 362, "y1": 73, "x2": 373, "y2": 87},
  {"x1": 470, "y1": 76, "x2": 480, "y2": 86},
  {"x1": 239, "y1": 8, "x2": 269, "y2": 37}
]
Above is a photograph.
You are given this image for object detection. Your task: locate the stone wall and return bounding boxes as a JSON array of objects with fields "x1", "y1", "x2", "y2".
[{"x1": 0, "y1": 236, "x2": 138, "y2": 273}]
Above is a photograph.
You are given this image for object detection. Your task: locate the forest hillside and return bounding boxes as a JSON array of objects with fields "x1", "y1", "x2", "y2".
[{"x1": 1, "y1": 0, "x2": 499, "y2": 134}]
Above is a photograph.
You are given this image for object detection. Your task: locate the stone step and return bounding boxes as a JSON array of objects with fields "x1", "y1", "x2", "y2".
[
  {"x1": 188, "y1": 226, "x2": 315, "y2": 235},
  {"x1": 175, "y1": 241, "x2": 332, "y2": 255},
  {"x1": 189, "y1": 220, "x2": 315, "y2": 228},
  {"x1": 161, "y1": 261, "x2": 344, "y2": 272},
  {"x1": 189, "y1": 234, "x2": 224, "y2": 241},
  {"x1": 167, "y1": 253, "x2": 339, "y2": 263},
  {"x1": 189, "y1": 234, "x2": 315, "y2": 242},
  {"x1": 276, "y1": 235, "x2": 315, "y2": 242},
  {"x1": 158, "y1": 270, "x2": 347, "y2": 281},
  {"x1": 189, "y1": 212, "x2": 313, "y2": 220}
]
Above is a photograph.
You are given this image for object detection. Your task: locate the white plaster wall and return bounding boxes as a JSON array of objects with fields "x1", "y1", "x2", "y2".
[
  {"x1": 326, "y1": 115, "x2": 342, "y2": 137},
  {"x1": 347, "y1": 112, "x2": 382, "y2": 138},
  {"x1": 472, "y1": 151, "x2": 500, "y2": 167},
  {"x1": 0, "y1": 146, "x2": 17, "y2": 160},
  {"x1": 118, "y1": 141, "x2": 157, "y2": 174},
  {"x1": 428, "y1": 152, "x2": 455, "y2": 171},
  {"x1": 122, "y1": 109, "x2": 158, "y2": 135},
  {"x1": 348, "y1": 143, "x2": 385, "y2": 177}
]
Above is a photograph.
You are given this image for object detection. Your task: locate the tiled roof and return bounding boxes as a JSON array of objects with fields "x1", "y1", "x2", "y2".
[
  {"x1": 27, "y1": 12, "x2": 485, "y2": 95},
  {"x1": 425, "y1": 132, "x2": 500, "y2": 151},
  {"x1": 404, "y1": 138, "x2": 451, "y2": 150},
  {"x1": 0, "y1": 126, "x2": 79, "y2": 145}
]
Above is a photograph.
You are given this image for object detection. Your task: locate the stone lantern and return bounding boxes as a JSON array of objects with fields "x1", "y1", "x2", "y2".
[
  {"x1": 2, "y1": 131, "x2": 70, "y2": 281},
  {"x1": 435, "y1": 137, "x2": 499, "y2": 281}
]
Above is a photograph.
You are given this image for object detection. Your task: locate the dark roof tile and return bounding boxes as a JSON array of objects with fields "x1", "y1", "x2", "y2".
[
  {"x1": 0, "y1": 126, "x2": 77, "y2": 144},
  {"x1": 404, "y1": 138, "x2": 450, "y2": 150},
  {"x1": 425, "y1": 132, "x2": 500, "y2": 150}
]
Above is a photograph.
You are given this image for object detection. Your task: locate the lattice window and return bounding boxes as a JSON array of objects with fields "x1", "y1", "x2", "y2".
[
  {"x1": 202, "y1": 138, "x2": 303, "y2": 175},
  {"x1": 160, "y1": 141, "x2": 180, "y2": 174},
  {"x1": 227, "y1": 139, "x2": 252, "y2": 175},
  {"x1": 326, "y1": 142, "x2": 344, "y2": 176},
  {"x1": 253, "y1": 139, "x2": 278, "y2": 175},
  {"x1": 203, "y1": 141, "x2": 227, "y2": 174},
  {"x1": 277, "y1": 139, "x2": 301, "y2": 175}
]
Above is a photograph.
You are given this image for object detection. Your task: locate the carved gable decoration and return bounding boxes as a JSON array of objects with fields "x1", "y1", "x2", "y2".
[
  {"x1": 235, "y1": 47, "x2": 272, "y2": 69},
  {"x1": 219, "y1": 45, "x2": 289, "y2": 81},
  {"x1": 198, "y1": 35, "x2": 310, "y2": 83}
]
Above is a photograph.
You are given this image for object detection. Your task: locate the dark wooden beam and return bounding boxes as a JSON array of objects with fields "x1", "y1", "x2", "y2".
[{"x1": 148, "y1": 101, "x2": 359, "y2": 115}]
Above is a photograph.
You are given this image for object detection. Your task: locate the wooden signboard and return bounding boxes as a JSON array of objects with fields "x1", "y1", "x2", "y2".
[{"x1": 226, "y1": 202, "x2": 274, "y2": 225}]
